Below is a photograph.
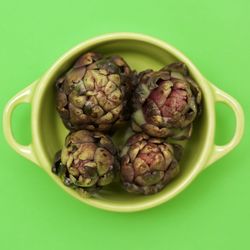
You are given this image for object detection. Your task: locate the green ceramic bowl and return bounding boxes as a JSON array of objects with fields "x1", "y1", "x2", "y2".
[{"x1": 3, "y1": 33, "x2": 244, "y2": 212}]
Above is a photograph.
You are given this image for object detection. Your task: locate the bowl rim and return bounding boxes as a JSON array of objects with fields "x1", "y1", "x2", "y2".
[{"x1": 32, "y1": 32, "x2": 215, "y2": 212}]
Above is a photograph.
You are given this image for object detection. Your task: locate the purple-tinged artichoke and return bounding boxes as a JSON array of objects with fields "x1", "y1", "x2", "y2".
[
  {"x1": 132, "y1": 62, "x2": 202, "y2": 139},
  {"x1": 120, "y1": 133, "x2": 182, "y2": 195},
  {"x1": 56, "y1": 52, "x2": 135, "y2": 132},
  {"x1": 52, "y1": 130, "x2": 119, "y2": 196}
]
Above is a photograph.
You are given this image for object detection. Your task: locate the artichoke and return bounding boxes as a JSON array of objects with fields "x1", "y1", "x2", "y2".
[
  {"x1": 132, "y1": 62, "x2": 202, "y2": 139},
  {"x1": 56, "y1": 52, "x2": 135, "y2": 132},
  {"x1": 52, "y1": 130, "x2": 119, "y2": 196},
  {"x1": 120, "y1": 133, "x2": 182, "y2": 195}
]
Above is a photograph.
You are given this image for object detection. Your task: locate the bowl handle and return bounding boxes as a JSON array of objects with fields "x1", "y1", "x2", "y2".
[
  {"x1": 205, "y1": 83, "x2": 244, "y2": 168},
  {"x1": 3, "y1": 82, "x2": 39, "y2": 166}
]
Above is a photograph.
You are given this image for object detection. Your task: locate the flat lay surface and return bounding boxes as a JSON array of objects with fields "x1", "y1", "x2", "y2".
[{"x1": 0, "y1": 0, "x2": 249, "y2": 249}]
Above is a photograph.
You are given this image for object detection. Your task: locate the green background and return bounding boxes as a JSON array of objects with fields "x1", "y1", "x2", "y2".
[{"x1": 0, "y1": 0, "x2": 249, "y2": 249}]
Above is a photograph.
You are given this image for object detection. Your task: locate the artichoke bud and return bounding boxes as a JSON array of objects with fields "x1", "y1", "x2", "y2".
[
  {"x1": 120, "y1": 133, "x2": 182, "y2": 195},
  {"x1": 55, "y1": 52, "x2": 134, "y2": 132},
  {"x1": 131, "y1": 62, "x2": 202, "y2": 139},
  {"x1": 51, "y1": 130, "x2": 119, "y2": 196}
]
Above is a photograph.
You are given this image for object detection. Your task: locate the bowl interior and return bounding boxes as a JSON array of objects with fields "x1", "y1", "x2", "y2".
[{"x1": 37, "y1": 37, "x2": 210, "y2": 210}]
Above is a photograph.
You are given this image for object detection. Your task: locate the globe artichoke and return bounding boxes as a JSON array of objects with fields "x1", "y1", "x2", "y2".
[
  {"x1": 56, "y1": 52, "x2": 135, "y2": 132},
  {"x1": 52, "y1": 130, "x2": 119, "y2": 196},
  {"x1": 120, "y1": 133, "x2": 182, "y2": 195},
  {"x1": 132, "y1": 62, "x2": 202, "y2": 139}
]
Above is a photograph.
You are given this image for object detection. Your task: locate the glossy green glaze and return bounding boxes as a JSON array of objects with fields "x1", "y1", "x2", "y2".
[{"x1": 3, "y1": 33, "x2": 244, "y2": 212}]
